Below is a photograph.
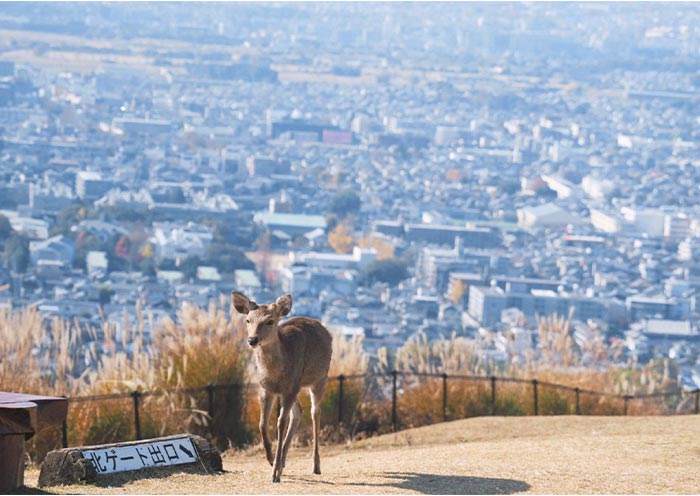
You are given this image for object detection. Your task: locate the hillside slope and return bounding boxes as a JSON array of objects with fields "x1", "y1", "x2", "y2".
[{"x1": 25, "y1": 415, "x2": 700, "y2": 494}]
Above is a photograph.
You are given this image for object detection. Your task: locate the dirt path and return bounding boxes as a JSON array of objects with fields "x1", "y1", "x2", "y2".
[{"x1": 24, "y1": 415, "x2": 700, "y2": 494}]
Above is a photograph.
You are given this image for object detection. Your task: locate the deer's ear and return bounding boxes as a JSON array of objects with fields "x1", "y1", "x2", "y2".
[
  {"x1": 275, "y1": 294, "x2": 292, "y2": 317},
  {"x1": 231, "y1": 291, "x2": 251, "y2": 314}
]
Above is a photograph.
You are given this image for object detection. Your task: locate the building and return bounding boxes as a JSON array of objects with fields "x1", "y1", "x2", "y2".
[
  {"x1": 626, "y1": 294, "x2": 690, "y2": 322},
  {"x1": 620, "y1": 207, "x2": 665, "y2": 237},
  {"x1": 235, "y1": 269, "x2": 262, "y2": 292},
  {"x1": 30, "y1": 235, "x2": 76, "y2": 267},
  {"x1": 590, "y1": 208, "x2": 623, "y2": 234},
  {"x1": 245, "y1": 156, "x2": 291, "y2": 177},
  {"x1": 469, "y1": 284, "x2": 609, "y2": 327},
  {"x1": 150, "y1": 222, "x2": 214, "y2": 261},
  {"x1": 292, "y1": 246, "x2": 377, "y2": 271},
  {"x1": 404, "y1": 224, "x2": 501, "y2": 248},
  {"x1": 75, "y1": 171, "x2": 117, "y2": 200},
  {"x1": 254, "y1": 212, "x2": 327, "y2": 237},
  {"x1": 517, "y1": 203, "x2": 581, "y2": 228},
  {"x1": 642, "y1": 319, "x2": 700, "y2": 342},
  {"x1": 664, "y1": 213, "x2": 690, "y2": 242},
  {"x1": 111, "y1": 117, "x2": 172, "y2": 135},
  {"x1": 86, "y1": 251, "x2": 109, "y2": 277},
  {"x1": 541, "y1": 174, "x2": 579, "y2": 199},
  {"x1": 468, "y1": 285, "x2": 508, "y2": 326}
]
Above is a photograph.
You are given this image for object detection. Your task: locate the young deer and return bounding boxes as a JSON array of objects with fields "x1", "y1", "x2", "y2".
[{"x1": 231, "y1": 291, "x2": 332, "y2": 483}]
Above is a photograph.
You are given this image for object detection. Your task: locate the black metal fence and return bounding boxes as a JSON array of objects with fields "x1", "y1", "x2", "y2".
[{"x1": 60, "y1": 371, "x2": 700, "y2": 449}]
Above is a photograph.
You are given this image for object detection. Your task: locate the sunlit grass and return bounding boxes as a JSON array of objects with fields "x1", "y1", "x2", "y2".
[{"x1": 1, "y1": 303, "x2": 684, "y2": 465}]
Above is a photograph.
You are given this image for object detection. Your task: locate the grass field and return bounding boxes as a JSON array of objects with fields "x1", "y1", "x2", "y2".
[{"x1": 24, "y1": 415, "x2": 700, "y2": 494}]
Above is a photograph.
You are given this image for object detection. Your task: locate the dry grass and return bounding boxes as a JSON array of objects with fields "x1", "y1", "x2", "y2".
[
  {"x1": 0, "y1": 298, "x2": 252, "y2": 460},
  {"x1": 23, "y1": 415, "x2": 700, "y2": 494},
  {"x1": 2, "y1": 303, "x2": 688, "y2": 465}
]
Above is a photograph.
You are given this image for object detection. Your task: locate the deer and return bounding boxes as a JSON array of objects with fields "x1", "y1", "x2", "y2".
[{"x1": 231, "y1": 291, "x2": 333, "y2": 483}]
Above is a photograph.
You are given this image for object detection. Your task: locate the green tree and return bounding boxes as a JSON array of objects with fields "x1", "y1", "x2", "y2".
[
  {"x1": 74, "y1": 233, "x2": 106, "y2": 270},
  {"x1": 53, "y1": 204, "x2": 90, "y2": 236},
  {"x1": 139, "y1": 257, "x2": 156, "y2": 277},
  {"x1": 97, "y1": 285, "x2": 115, "y2": 305},
  {"x1": 361, "y1": 258, "x2": 409, "y2": 286},
  {"x1": 205, "y1": 243, "x2": 255, "y2": 274},
  {"x1": 179, "y1": 256, "x2": 201, "y2": 280},
  {"x1": 0, "y1": 214, "x2": 13, "y2": 242},
  {"x1": 329, "y1": 189, "x2": 361, "y2": 218},
  {"x1": 3, "y1": 235, "x2": 30, "y2": 273}
]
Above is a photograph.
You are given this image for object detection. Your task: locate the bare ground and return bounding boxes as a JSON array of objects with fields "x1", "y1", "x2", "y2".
[{"x1": 23, "y1": 415, "x2": 700, "y2": 494}]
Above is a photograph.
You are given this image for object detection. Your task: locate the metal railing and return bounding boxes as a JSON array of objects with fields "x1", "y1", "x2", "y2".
[{"x1": 60, "y1": 372, "x2": 700, "y2": 449}]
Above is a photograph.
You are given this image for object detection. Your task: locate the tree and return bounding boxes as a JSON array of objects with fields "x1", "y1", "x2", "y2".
[
  {"x1": 74, "y1": 232, "x2": 106, "y2": 270},
  {"x1": 3, "y1": 235, "x2": 30, "y2": 274},
  {"x1": 179, "y1": 256, "x2": 201, "y2": 280},
  {"x1": 328, "y1": 223, "x2": 355, "y2": 254},
  {"x1": 449, "y1": 280, "x2": 465, "y2": 305},
  {"x1": 0, "y1": 214, "x2": 13, "y2": 242},
  {"x1": 97, "y1": 285, "x2": 115, "y2": 305},
  {"x1": 53, "y1": 204, "x2": 89, "y2": 236},
  {"x1": 358, "y1": 235, "x2": 394, "y2": 260},
  {"x1": 205, "y1": 242, "x2": 255, "y2": 274},
  {"x1": 361, "y1": 258, "x2": 409, "y2": 286},
  {"x1": 329, "y1": 189, "x2": 361, "y2": 218},
  {"x1": 139, "y1": 257, "x2": 157, "y2": 278}
]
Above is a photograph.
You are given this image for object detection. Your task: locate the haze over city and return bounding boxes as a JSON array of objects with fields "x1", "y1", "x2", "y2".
[{"x1": 2, "y1": 2, "x2": 700, "y2": 395}]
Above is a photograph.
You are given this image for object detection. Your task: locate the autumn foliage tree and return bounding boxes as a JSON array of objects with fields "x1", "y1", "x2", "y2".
[
  {"x1": 328, "y1": 223, "x2": 355, "y2": 254},
  {"x1": 358, "y1": 235, "x2": 395, "y2": 260},
  {"x1": 449, "y1": 280, "x2": 465, "y2": 305}
]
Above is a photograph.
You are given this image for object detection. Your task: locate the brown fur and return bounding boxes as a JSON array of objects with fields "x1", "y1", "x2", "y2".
[{"x1": 231, "y1": 291, "x2": 332, "y2": 483}]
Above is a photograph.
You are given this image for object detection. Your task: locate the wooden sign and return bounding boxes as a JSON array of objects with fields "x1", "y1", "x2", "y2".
[{"x1": 39, "y1": 434, "x2": 221, "y2": 487}]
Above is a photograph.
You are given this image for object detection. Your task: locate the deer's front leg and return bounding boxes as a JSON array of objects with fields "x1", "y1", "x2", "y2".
[
  {"x1": 258, "y1": 389, "x2": 274, "y2": 466},
  {"x1": 272, "y1": 392, "x2": 297, "y2": 483}
]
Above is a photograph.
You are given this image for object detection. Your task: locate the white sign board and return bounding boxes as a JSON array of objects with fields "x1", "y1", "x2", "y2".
[{"x1": 81, "y1": 437, "x2": 199, "y2": 475}]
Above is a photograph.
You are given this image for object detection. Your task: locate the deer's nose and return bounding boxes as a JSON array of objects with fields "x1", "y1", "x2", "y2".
[{"x1": 248, "y1": 336, "x2": 259, "y2": 347}]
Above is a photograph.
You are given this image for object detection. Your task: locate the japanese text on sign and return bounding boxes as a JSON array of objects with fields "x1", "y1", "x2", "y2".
[{"x1": 81, "y1": 437, "x2": 198, "y2": 475}]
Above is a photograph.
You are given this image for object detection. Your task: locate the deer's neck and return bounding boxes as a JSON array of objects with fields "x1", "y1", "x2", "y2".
[{"x1": 254, "y1": 339, "x2": 286, "y2": 382}]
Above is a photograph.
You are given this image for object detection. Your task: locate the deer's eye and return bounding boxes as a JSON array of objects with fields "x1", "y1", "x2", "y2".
[
  {"x1": 265, "y1": 319, "x2": 275, "y2": 326},
  {"x1": 246, "y1": 319, "x2": 250, "y2": 324}
]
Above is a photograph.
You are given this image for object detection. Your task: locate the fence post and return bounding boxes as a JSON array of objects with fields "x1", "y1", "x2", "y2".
[
  {"x1": 206, "y1": 384, "x2": 215, "y2": 435},
  {"x1": 575, "y1": 387, "x2": 581, "y2": 415},
  {"x1": 391, "y1": 370, "x2": 398, "y2": 432},
  {"x1": 623, "y1": 395, "x2": 630, "y2": 416},
  {"x1": 532, "y1": 379, "x2": 538, "y2": 416},
  {"x1": 62, "y1": 420, "x2": 68, "y2": 449},
  {"x1": 131, "y1": 391, "x2": 142, "y2": 440},
  {"x1": 337, "y1": 375, "x2": 345, "y2": 428},
  {"x1": 490, "y1": 376, "x2": 497, "y2": 415},
  {"x1": 442, "y1": 373, "x2": 448, "y2": 422},
  {"x1": 695, "y1": 390, "x2": 699, "y2": 415}
]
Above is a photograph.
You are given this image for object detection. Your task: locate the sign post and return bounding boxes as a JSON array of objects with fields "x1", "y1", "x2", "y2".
[{"x1": 39, "y1": 434, "x2": 221, "y2": 487}]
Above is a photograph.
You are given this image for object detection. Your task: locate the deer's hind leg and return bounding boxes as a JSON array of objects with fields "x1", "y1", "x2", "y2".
[{"x1": 309, "y1": 378, "x2": 327, "y2": 475}]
